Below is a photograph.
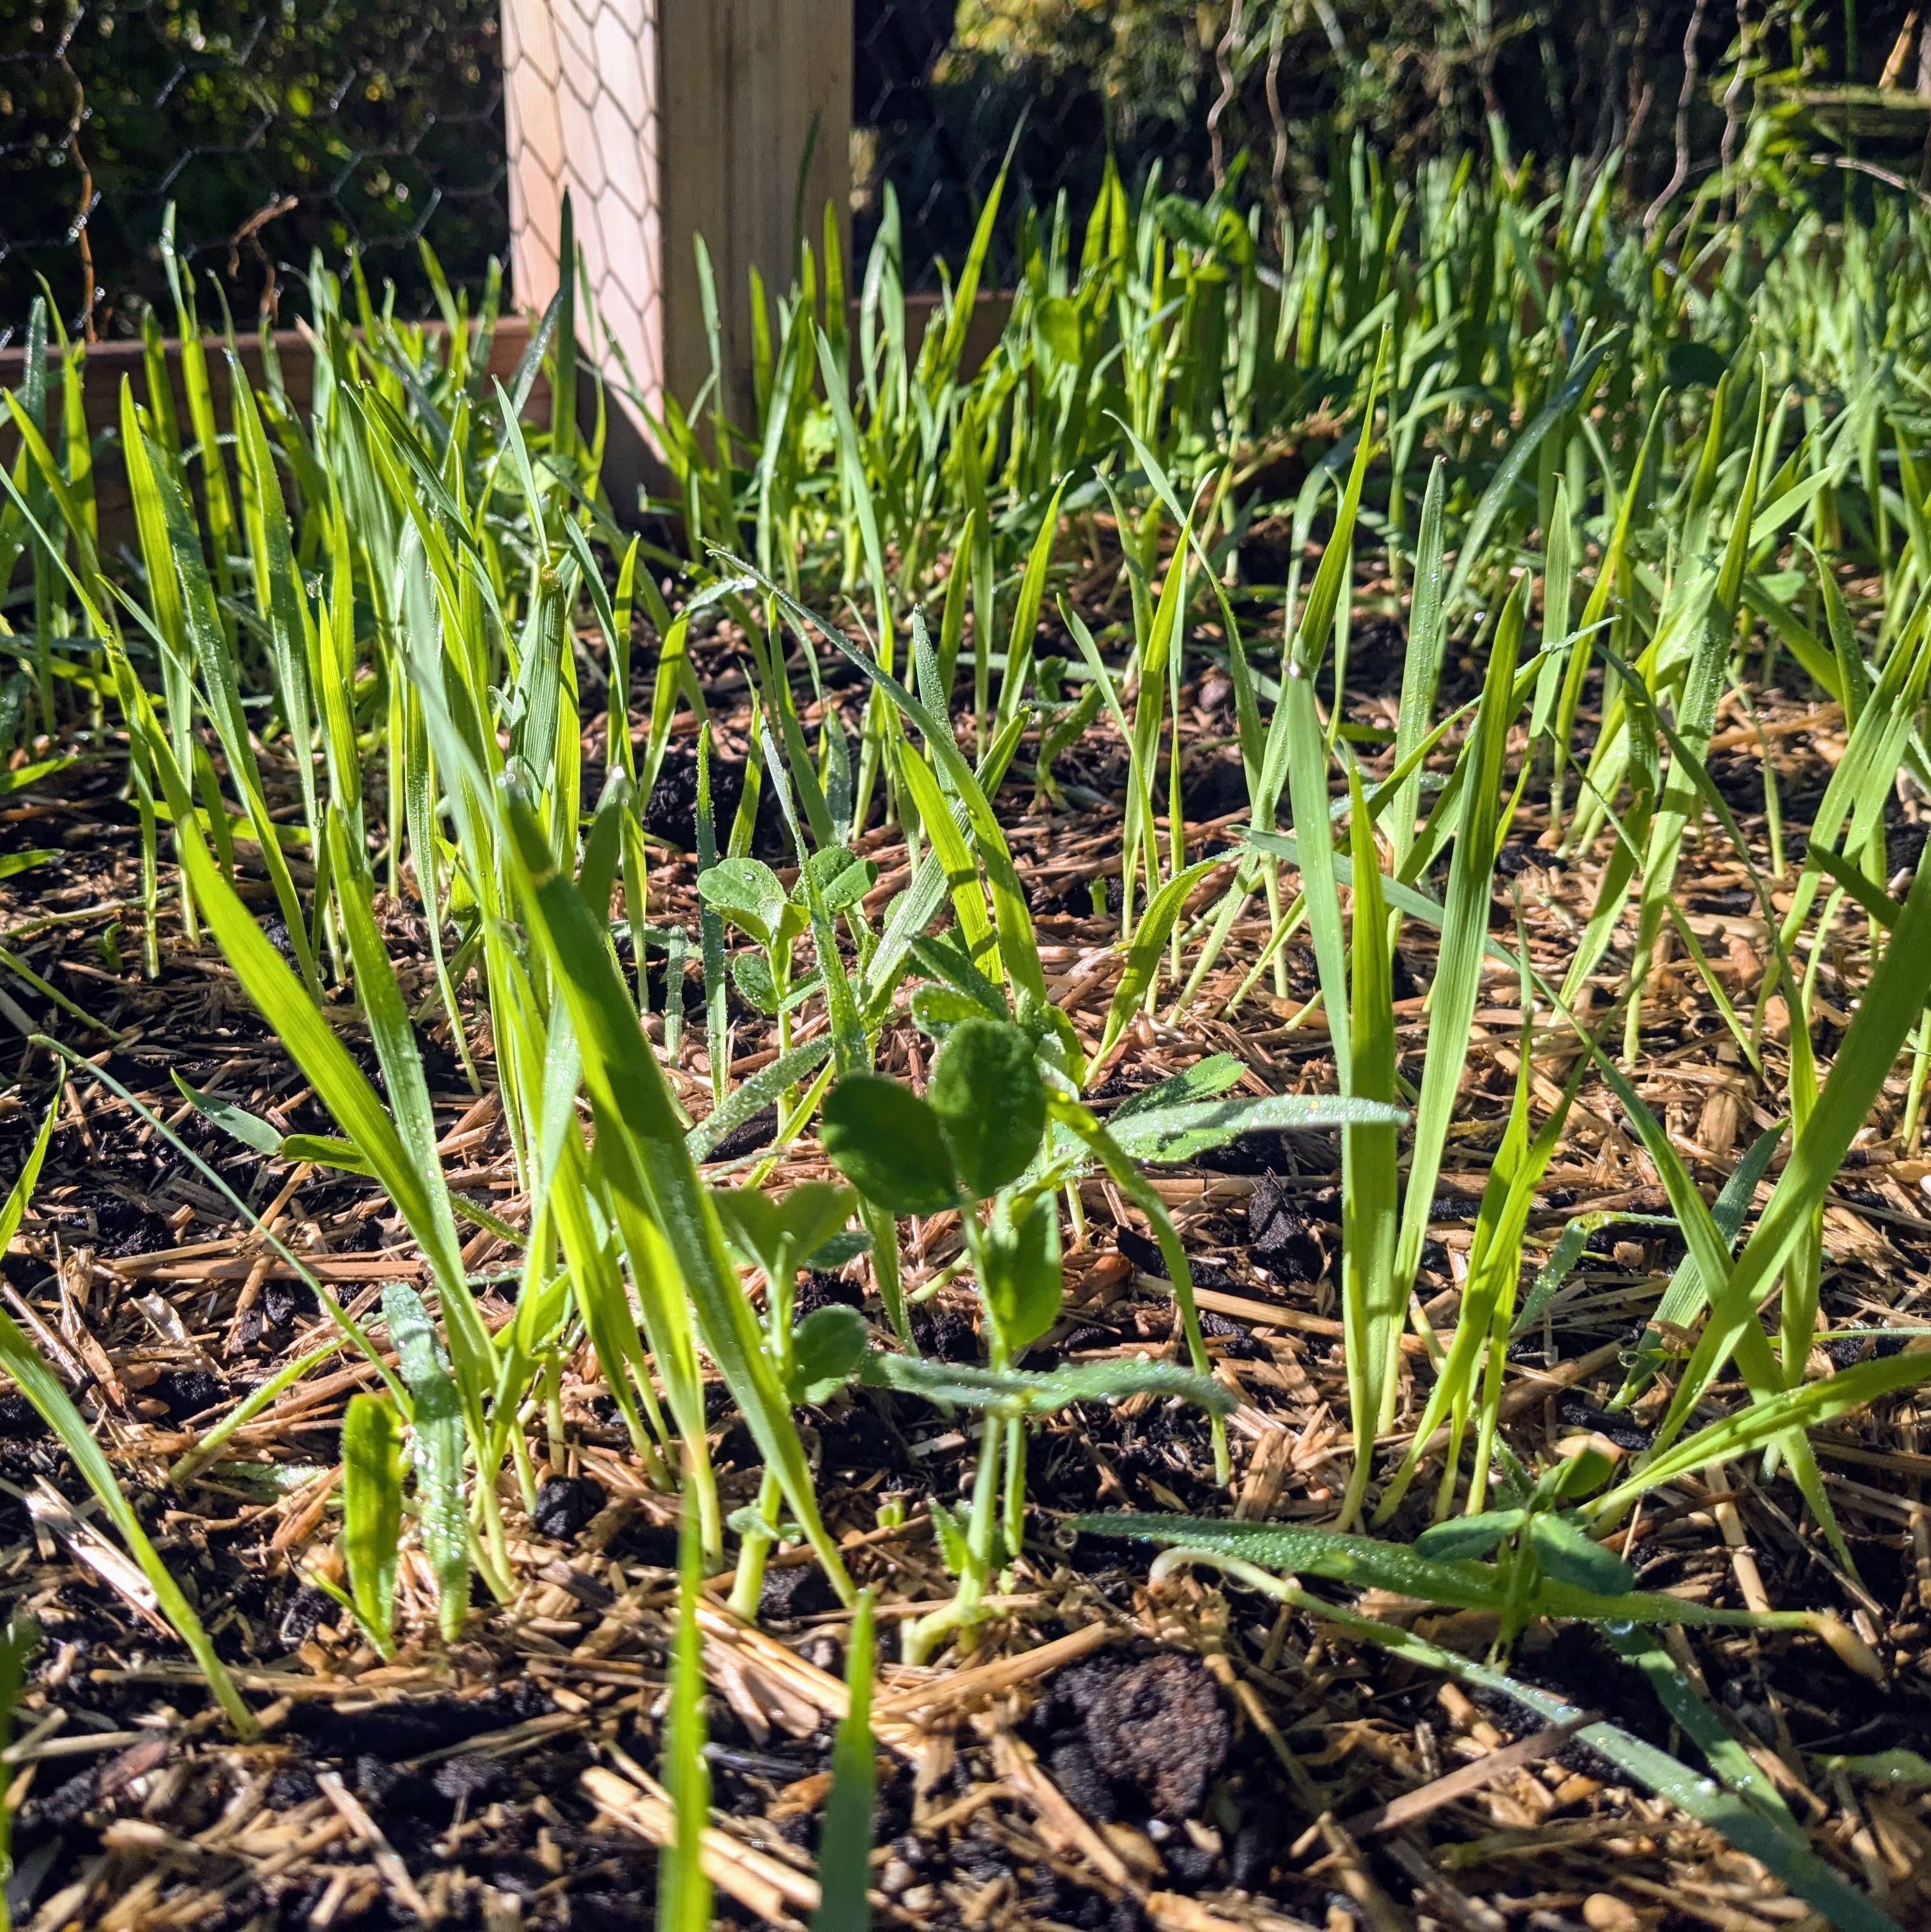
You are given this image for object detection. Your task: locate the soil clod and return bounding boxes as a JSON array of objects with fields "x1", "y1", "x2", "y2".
[
  {"x1": 533, "y1": 1473, "x2": 607, "y2": 1540},
  {"x1": 1050, "y1": 1650, "x2": 1232, "y2": 1821}
]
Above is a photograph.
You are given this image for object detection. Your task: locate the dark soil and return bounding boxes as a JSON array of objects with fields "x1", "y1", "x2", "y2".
[{"x1": 0, "y1": 585, "x2": 1925, "y2": 1932}]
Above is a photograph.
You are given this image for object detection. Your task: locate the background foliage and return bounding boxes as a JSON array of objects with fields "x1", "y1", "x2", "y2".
[
  {"x1": 0, "y1": 0, "x2": 506, "y2": 344},
  {"x1": 7, "y1": 1, "x2": 1931, "y2": 330}
]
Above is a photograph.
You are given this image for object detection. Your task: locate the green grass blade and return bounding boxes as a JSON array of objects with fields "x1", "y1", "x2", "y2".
[
  {"x1": 1596, "y1": 1348, "x2": 1931, "y2": 1524},
  {"x1": 661, "y1": 1485, "x2": 713, "y2": 1932},
  {"x1": 1661, "y1": 841, "x2": 1931, "y2": 1448},
  {"x1": 499, "y1": 783, "x2": 853, "y2": 1600},
  {"x1": 1442, "y1": 333, "x2": 1616, "y2": 614},
  {"x1": 1387, "y1": 456, "x2": 1448, "y2": 870},
  {"x1": 995, "y1": 483, "x2": 1067, "y2": 733},
  {"x1": 812, "y1": 1590, "x2": 877, "y2": 1932},
  {"x1": 1605, "y1": 1624, "x2": 1801, "y2": 1836},
  {"x1": 1341, "y1": 768, "x2": 1402, "y2": 1524},
  {"x1": 383, "y1": 1284, "x2": 471, "y2": 1639},
  {"x1": 326, "y1": 809, "x2": 491, "y2": 1401},
  {"x1": 175, "y1": 820, "x2": 482, "y2": 1401},
  {"x1": 1391, "y1": 576, "x2": 1527, "y2": 1299},
  {"x1": 342, "y1": 1393, "x2": 404, "y2": 1659},
  {"x1": 686, "y1": 1041, "x2": 835, "y2": 1162},
  {"x1": 1095, "y1": 857, "x2": 1225, "y2": 1063},
  {"x1": 1615, "y1": 1123, "x2": 1785, "y2": 1404}
]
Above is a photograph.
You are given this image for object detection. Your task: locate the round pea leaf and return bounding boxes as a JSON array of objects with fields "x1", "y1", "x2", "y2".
[
  {"x1": 774, "y1": 1181, "x2": 858, "y2": 1265},
  {"x1": 801, "y1": 845, "x2": 879, "y2": 914},
  {"x1": 821, "y1": 1075, "x2": 957, "y2": 1215},
  {"x1": 909, "y1": 983, "x2": 986, "y2": 1039},
  {"x1": 981, "y1": 1192, "x2": 1062, "y2": 1356},
  {"x1": 1528, "y1": 1512, "x2": 1635, "y2": 1596},
  {"x1": 709, "y1": 1183, "x2": 787, "y2": 1273},
  {"x1": 731, "y1": 951, "x2": 780, "y2": 1015},
  {"x1": 928, "y1": 1018, "x2": 1045, "y2": 1198},
  {"x1": 1413, "y1": 1510, "x2": 1525, "y2": 1565},
  {"x1": 804, "y1": 1229, "x2": 873, "y2": 1270},
  {"x1": 790, "y1": 1305, "x2": 870, "y2": 1402},
  {"x1": 698, "y1": 857, "x2": 787, "y2": 947}
]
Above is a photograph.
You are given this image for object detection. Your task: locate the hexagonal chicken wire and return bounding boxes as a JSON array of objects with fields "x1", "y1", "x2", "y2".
[{"x1": 0, "y1": 0, "x2": 509, "y2": 346}]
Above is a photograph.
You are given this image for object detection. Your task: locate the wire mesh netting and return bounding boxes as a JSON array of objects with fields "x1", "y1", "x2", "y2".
[
  {"x1": 846, "y1": 3, "x2": 1922, "y2": 291},
  {"x1": 851, "y1": 0, "x2": 1294, "y2": 290},
  {"x1": 4, "y1": 0, "x2": 1264, "y2": 348},
  {"x1": 854, "y1": 1, "x2": 1229, "y2": 286},
  {"x1": 0, "y1": 0, "x2": 509, "y2": 348},
  {"x1": 3, "y1": 2, "x2": 1848, "y2": 349}
]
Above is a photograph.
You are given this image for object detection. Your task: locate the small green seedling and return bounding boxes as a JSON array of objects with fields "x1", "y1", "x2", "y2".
[
  {"x1": 711, "y1": 1178, "x2": 869, "y2": 1613},
  {"x1": 822, "y1": 1015, "x2": 1238, "y2": 1660},
  {"x1": 700, "y1": 848, "x2": 878, "y2": 1132},
  {"x1": 822, "y1": 1017, "x2": 1058, "y2": 1657},
  {"x1": 1410, "y1": 1439, "x2": 1633, "y2": 1654}
]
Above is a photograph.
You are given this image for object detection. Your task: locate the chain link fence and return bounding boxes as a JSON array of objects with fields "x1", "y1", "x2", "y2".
[
  {"x1": 845, "y1": 2, "x2": 1925, "y2": 292},
  {"x1": 852, "y1": 0, "x2": 1284, "y2": 291},
  {"x1": 6, "y1": 3, "x2": 1886, "y2": 350},
  {"x1": 0, "y1": 0, "x2": 508, "y2": 349},
  {"x1": 3, "y1": 0, "x2": 1278, "y2": 344}
]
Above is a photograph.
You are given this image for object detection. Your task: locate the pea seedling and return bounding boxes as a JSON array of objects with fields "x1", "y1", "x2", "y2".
[
  {"x1": 698, "y1": 847, "x2": 878, "y2": 1132},
  {"x1": 711, "y1": 1177, "x2": 869, "y2": 1613}
]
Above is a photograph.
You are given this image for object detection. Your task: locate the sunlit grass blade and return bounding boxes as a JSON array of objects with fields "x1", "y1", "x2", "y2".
[
  {"x1": 341, "y1": 1392, "x2": 404, "y2": 1659},
  {"x1": 1390, "y1": 575, "x2": 1527, "y2": 1302},
  {"x1": 383, "y1": 1284, "x2": 472, "y2": 1639},
  {"x1": 498, "y1": 781, "x2": 853, "y2": 1599},
  {"x1": 1615, "y1": 1123, "x2": 1785, "y2": 1406},
  {"x1": 1094, "y1": 857, "x2": 1224, "y2": 1065},
  {"x1": 994, "y1": 482, "x2": 1066, "y2": 734},
  {"x1": 1272, "y1": 328, "x2": 1388, "y2": 1061},
  {"x1": 1385, "y1": 454, "x2": 1447, "y2": 873},
  {"x1": 865, "y1": 1352, "x2": 1236, "y2": 1418},
  {"x1": 1659, "y1": 836, "x2": 1931, "y2": 1451},
  {"x1": 1339, "y1": 767, "x2": 1400, "y2": 1526},
  {"x1": 686, "y1": 1039, "x2": 835, "y2": 1162},
  {"x1": 326, "y1": 809, "x2": 493, "y2": 1404},
  {"x1": 1605, "y1": 1622, "x2": 1800, "y2": 1834},
  {"x1": 812, "y1": 1590, "x2": 877, "y2": 1932},
  {"x1": 1594, "y1": 1347, "x2": 1931, "y2": 1526},
  {"x1": 661, "y1": 1482, "x2": 712, "y2": 1932}
]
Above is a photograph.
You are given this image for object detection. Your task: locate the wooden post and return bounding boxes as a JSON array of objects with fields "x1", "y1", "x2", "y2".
[{"x1": 502, "y1": 0, "x2": 851, "y2": 489}]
